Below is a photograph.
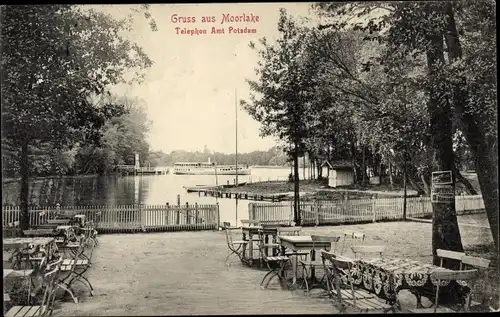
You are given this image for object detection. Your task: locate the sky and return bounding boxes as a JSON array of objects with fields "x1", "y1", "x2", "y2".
[{"x1": 91, "y1": 3, "x2": 316, "y2": 154}]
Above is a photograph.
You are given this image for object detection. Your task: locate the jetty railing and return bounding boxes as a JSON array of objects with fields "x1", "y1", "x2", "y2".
[
  {"x1": 2, "y1": 203, "x2": 220, "y2": 233},
  {"x1": 248, "y1": 194, "x2": 485, "y2": 226}
]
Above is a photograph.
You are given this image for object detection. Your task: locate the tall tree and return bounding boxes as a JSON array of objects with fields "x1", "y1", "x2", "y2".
[{"x1": 242, "y1": 9, "x2": 320, "y2": 224}]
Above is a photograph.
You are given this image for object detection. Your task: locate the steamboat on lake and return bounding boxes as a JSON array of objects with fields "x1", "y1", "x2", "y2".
[{"x1": 173, "y1": 158, "x2": 251, "y2": 175}]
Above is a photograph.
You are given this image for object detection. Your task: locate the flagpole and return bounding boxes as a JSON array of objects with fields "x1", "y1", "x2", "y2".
[{"x1": 235, "y1": 88, "x2": 238, "y2": 187}]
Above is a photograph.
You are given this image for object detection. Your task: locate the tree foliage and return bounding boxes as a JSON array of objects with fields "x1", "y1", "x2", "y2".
[
  {"x1": 244, "y1": 1, "x2": 497, "y2": 274},
  {"x1": 1, "y1": 5, "x2": 156, "y2": 229}
]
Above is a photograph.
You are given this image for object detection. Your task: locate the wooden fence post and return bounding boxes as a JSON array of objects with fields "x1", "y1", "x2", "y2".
[
  {"x1": 216, "y1": 202, "x2": 220, "y2": 228},
  {"x1": 371, "y1": 196, "x2": 376, "y2": 223},
  {"x1": 186, "y1": 202, "x2": 190, "y2": 224},
  {"x1": 315, "y1": 201, "x2": 320, "y2": 226},
  {"x1": 165, "y1": 203, "x2": 170, "y2": 226},
  {"x1": 195, "y1": 203, "x2": 199, "y2": 224},
  {"x1": 420, "y1": 195, "x2": 425, "y2": 217},
  {"x1": 176, "y1": 206, "x2": 180, "y2": 225}
]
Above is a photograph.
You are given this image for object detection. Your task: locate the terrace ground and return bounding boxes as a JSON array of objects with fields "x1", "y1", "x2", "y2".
[{"x1": 52, "y1": 213, "x2": 496, "y2": 316}]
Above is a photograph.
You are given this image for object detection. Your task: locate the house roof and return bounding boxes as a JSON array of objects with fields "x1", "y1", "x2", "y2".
[{"x1": 321, "y1": 160, "x2": 354, "y2": 170}]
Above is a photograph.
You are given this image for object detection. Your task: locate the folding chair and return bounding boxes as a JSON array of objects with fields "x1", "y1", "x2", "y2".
[
  {"x1": 257, "y1": 226, "x2": 280, "y2": 265},
  {"x1": 460, "y1": 255, "x2": 491, "y2": 309},
  {"x1": 340, "y1": 231, "x2": 365, "y2": 255},
  {"x1": 409, "y1": 269, "x2": 480, "y2": 313},
  {"x1": 80, "y1": 220, "x2": 98, "y2": 249},
  {"x1": 321, "y1": 249, "x2": 394, "y2": 313},
  {"x1": 224, "y1": 225, "x2": 248, "y2": 265},
  {"x1": 258, "y1": 229, "x2": 291, "y2": 290},
  {"x1": 351, "y1": 245, "x2": 386, "y2": 260},
  {"x1": 55, "y1": 237, "x2": 93, "y2": 304},
  {"x1": 300, "y1": 235, "x2": 341, "y2": 293},
  {"x1": 5, "y1": 257, "x2": 62, "y2": 317}
]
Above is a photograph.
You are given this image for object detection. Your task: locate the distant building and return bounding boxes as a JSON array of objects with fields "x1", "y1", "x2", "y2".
[{"x1": 322, "y1": 160, "x2": 355, "y2": 188}]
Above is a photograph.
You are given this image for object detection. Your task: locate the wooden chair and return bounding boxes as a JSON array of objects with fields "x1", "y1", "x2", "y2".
[
  {"x1": 80, "y1": 220, "x2": 98, "y2": 248},
  {"x1": 340, "y1": 231, "x2": 365, "y2": 255},
  {"x1": 5, "y1": 257, "x2": 62, "y2": 317},
  {"x1": 460, "y1": 255, "x2": 491, "y2": 309},
  {"x1": 223, "y1": 225, "x2": 248, "y2": 265},
  {"x1": 55, "y1": 237, "x2": 93, "y2": 304},
  {"x1": 351, "y1": 245, "x2": 386, "y2": 259},
  {"x1": 321, "y1": 250, "x2": 394, "y2": 313},
  {"x1": 257, "y1": 228, "x2": 290, "y2": 290},
  {"x1": 409, "y1": 269, "x2": 480, "y2": 313},
  {"x1": 300, "y1": 235, "x2": 341, "y2": 293},
  {"x1": 257, "y1": 227, "x2": 281, "y2": 267}
]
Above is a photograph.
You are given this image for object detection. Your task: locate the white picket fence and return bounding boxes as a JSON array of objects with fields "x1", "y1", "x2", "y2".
[
  {"x1": 248, "y1": 195, "x2": 485, "y2": 226},
  {"x1": 2, "y1": 203, "x2": 220, "y2": 233}
]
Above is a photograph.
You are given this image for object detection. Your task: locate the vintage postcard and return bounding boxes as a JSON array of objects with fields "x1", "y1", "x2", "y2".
[{"x1": 1, "y1": 1, "x2": 498, "y2": 315}]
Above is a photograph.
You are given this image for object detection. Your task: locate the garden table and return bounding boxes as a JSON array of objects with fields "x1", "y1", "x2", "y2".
[
  {"x1": 3, "y1": 237, "x2": 58, "y2": 270},
  {"x1": 241, "y1": 225, "x2": 262, "y2": 266},
  {"x1": 241, "y1": 226, "x2": 278, "y2": 267},
  {"x1": 278, "y1": 235, "x2": 332, "y2": 285},
  {"x1": 350, "y1": 257, "x2": 471, "y2": 308}
]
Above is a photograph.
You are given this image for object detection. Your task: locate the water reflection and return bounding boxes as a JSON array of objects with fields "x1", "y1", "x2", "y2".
[{"x1": 2, "y1": 167, "x2": 313, "y2": 226}]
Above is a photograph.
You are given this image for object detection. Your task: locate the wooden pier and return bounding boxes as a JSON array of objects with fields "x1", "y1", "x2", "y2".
[{"x1": 185, "y1": 187, "x2": 288, "y2": 202}]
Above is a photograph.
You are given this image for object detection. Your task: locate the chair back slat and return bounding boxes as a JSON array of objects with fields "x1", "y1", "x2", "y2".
[
  {"x1": 432, "y1": 268, "x2": 479, "y2": 281},
  {"x1": 351, "y1": 245, "x2": 386, "y2": 258},
  {"x1": 436, "y1": 249, "x2": 466, "y2": 261},
  {"x1": 461, "y1": 255, "x2": 491, "y2": 269},
  {"x1": 330, "y1": 255, "x2": 355, "y2": 270}
]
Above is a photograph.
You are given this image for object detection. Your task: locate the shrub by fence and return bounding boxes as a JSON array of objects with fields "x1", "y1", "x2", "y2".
[
  {"x1": 248, "y1": 195, "x2": 485, "y2": 226},
  {"x1": 2, "y1": 203, "x2": 220, "y2": 233}
]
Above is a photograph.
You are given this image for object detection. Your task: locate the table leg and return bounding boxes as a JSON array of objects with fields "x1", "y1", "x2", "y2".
[
  {"x1": 248, "y1": 233, "x2": 254, "y2": 266},
  {"x1": 310, "y1": 249, "x2": 316, "y2": 281},
  {"x1": 292, "y1": 253, "x2": 297, "y2": 285},
  {"x1": 416, "y1": 294, "x2": 423, "y2": 308}
]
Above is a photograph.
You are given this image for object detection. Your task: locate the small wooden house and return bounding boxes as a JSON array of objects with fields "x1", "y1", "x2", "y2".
[{"x1": 322, "y1": 160, "x2": 355, "y2": 188}]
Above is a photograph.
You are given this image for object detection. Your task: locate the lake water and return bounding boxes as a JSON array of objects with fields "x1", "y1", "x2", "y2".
[{"x1": 2, "y1": 166, "x2": 314, "y2": 226}]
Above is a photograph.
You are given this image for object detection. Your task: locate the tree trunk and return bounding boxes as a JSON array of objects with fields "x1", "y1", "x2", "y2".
[
  {"x1": 388, "y1": 161, "x2": 394, "y2": 190},
  {"x1": 454, "y1": 167, "x2": 478, "y2": 195},
  {"x1": 294, "y1": 142, "x2": 301, "y2": 225},
  {"x1": 425, "y1": 31, "x2": 464, "y2": 269},
  {"x1": 317, "y1": 159, "x2": 322, "y2": 179},
  {"x1": 19, "y1": 140, "x2": 30, "y2": 232},
  {"x1": 362, "y1": 145, "x2": 366, "y2": 185},
  {"x1": 420, "y1": 174, "x2": 431, "y2": 196},
  {"x1": 443, "y1": 2, "x2": 498, "y2": 253},
  {"x1": 302, "y1": 155, "x2": 306, "y2": 181}
]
